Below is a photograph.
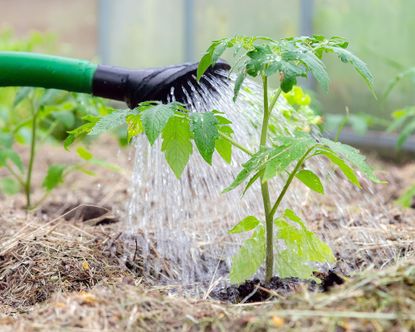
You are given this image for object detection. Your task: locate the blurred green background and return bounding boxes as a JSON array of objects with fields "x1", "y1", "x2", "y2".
[{"x1": 1, "y1": 0, "x2": 415, "y2": 119}]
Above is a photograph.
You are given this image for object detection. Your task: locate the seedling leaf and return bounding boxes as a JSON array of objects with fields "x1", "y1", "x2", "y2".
[
  {"x1": 228, "y1": 216, "x2": 261, "y2": 234},
  {"x1": 230, "y1": 226, "x2": 265, "y2": 284},
  {"x1": 42, "y1": 164, "x2": 66, "y2": 191},
  {"x1": 320, "y1": 138, "x2": 384, "y2": 184},
  {"x1": 141, "y1": 103, "x2": 176, "y2": 145},
  {"x1": 275, "y1": 209, "x2": 335, "y2": 279},
  {"x1": 190, "y1": 112, "x2": 219, "y2": 164},
  {"x1": 295, "y1": 169, "x2": 324, "y2": 194},
  {"x1": 89, "y1": 109, "x2": 130, "y2": 136},
  {"x1": 76, "y1": 146, "x2": 93, "y2": 161},
  {"x1": 161, "y1": 114, "x2": 193, "y2": 178}
]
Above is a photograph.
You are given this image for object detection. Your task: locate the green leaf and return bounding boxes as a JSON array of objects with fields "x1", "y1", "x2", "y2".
[
  {"x1": 126, "y1": 113, "x2": 143, "y2": 142},
  {"x1": 190, "y1": 112, "x2": 219, "y2": 164},
  {"x1": 263, "y1": 133, "x2": 316, "y2": 181},
  {"x1": 161, "y1": 114, "x2": 193, "y2": 178},
  {"x1": 214, "y1": 111, "x2": 233, "y2": 164},
  {"x1": 0, "y1": 149, "x2": 24, "y2": 172},
  {"x1": 275, "y1": 209, "x2": 335, "y2": 279},
  {"x1": 395, "y1": 184, "x2": 415, "y2": 208},
  {"x1": 299, "y1": 51, "x2": 329, "y2": 92},
  {"x1": 0, "y1": 177, "x2": 20, "y2": 195},
  {"x1": 320, "y1": 138, "x2": 384, "y2": 184},
  {"x1": 64, "y1": 115, "x2": 100, "y2": 149},
  {"x1": 223, "y1": 148, "x2": 273, "y2": 193},
  {"x1": 52, "y1": 110, "x2": 76, "y2": 128},
  {"x1": 76, "y1": 146, "x2": 93, "y2": 161},
  {"x1": 230, "y1": 226, "x2": 266, "y2": 284},
  {"x1": 316, "y1": 149, "x2": 360, "y2": 188},
  {"x1": 197, "y1": 39, "x2": 229, "y2": 80},
  {"x1": 42, "y1": 165, "x2": 66, "y2": 191},
  {"x1": 141, "y1": 103, "x2": 176, "y2": 145},
  {"x1": 331, "y1": 47, "x2": 375, "y2": 94},
  {"x1": 215, "y1": 136, "x2": 232, "y2": 164},
  {"x1": 89, "y1": 109, "x2": 130, "y2": 136},
  {"x1": 295, "y1": 169, "x2": 324, "y2": 194},
  {"x1": 233, "y1": 71, "x2": 247, "y2": 101},
  {"x1": 228, "y1": 216, "x2": 260, "y2": 234},
  {"x1": 242, "y1": 171, "x2": 261, "y2": 195}
]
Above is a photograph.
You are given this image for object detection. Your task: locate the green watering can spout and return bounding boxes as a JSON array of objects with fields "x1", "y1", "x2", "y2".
[{"x1": 0, "y1": 52, "x2": 230, "y2": 108}]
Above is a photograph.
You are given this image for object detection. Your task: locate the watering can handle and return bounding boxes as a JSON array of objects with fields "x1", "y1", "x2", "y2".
[{"x1": 0, "y1": 51, "x2": 97, "y2": 94}]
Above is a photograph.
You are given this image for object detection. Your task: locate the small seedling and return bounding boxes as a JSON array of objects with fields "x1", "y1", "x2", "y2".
[
  {"x1": 71, "y1": 35, "x2": 384, "y2": 284},
  {"x1": 0, "y1": 87, "x2": 117, "y2": 209}
]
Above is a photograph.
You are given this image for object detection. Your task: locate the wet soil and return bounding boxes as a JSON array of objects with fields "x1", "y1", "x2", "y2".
[{"x1": 211, "y1": 270, "x2": 345, "y2": 303}]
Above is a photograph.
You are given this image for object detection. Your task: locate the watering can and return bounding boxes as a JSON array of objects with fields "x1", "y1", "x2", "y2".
[{"x1": 0, "y1": 52, "x2": 230, "y2": 108}]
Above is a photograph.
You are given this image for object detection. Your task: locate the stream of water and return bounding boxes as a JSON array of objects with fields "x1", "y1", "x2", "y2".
[{"x1": 124, "y1": 72, "x2": 398, "y2": 292}]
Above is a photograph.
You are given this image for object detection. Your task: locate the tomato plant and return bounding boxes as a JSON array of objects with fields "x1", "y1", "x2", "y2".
[
  {"x1": 0, "y1": 31, "x2": 119, "y2": 209},
  {"x1": 68, "y1": 35, "x2": 384, "y2": 284}
]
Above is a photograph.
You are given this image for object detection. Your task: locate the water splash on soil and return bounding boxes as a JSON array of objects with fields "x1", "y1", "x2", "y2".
[{"x1": 124, "y1": 73, "x2": 397, "y2": 292}]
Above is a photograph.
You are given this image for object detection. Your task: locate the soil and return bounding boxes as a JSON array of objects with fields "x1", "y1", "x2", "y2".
[
  {"x1": 0, "y1": 137, "x2": 414, "y2": 331},
  {"x1": 212, "y1": 271, "x2": 345, "y2": 303}
]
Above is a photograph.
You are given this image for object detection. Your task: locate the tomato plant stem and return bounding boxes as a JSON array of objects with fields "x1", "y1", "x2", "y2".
[
  {"x1": 269, "y1": 147, "x2": 315, "y2": 219},
  {"x1": 260, "y1": 75, "x2": 275, "y2": 283},
  {"x1": 219, "y1": 132, "x2": 254, "y2": 156},
  {"x1": 25, "y1": 109, "x2": 38, "y2": 209}
]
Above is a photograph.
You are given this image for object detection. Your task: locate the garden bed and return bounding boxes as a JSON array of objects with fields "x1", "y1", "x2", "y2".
[{"x1": 0, "y1": 139, "x2": 414, "y2": 331}]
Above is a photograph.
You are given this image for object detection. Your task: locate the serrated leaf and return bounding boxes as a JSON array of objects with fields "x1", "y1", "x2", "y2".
[
  {"x1": 230, "y1": 226, "x2": 265, "y2": 284},
  {"x1": 295, "y1": 169, "x2": 324, "y2": 194},
  {"x1": 126, "y1": 113, "x2": 143, "y2": 142},
  {"x1": 275, "y1": 209, "x2": 335, "y2": 279},
  {"x1": 141, "y1": 103, "x2": 176, "y2": 145},
  {"x1": 161, "y1": 114, "x2": 193, "y2": 178},
  {"x1": 331, "y1": 47, "x2": 375, "y2": 94},
  {"x1": 42, "y1": 165, "x2": 66, "y2": 191},
  {"x1": 223, "y1": 148, "x2": 273, "y2": 193},
  {"x1": 89, "y1": 109, "x2": 130, "y2": 136},
  {"x1": 320, "y1": 138, "x2": 384, "y2": 184},
  {"x1": 64, "y1": 117, "x2": 99, "y2": 149},
  {"x1": 263, "y1": 134, "x2": 316, "y2": 181},
  {"x1": 0, "y1": 177, "x2": 20, "y2": 195},
  {"x1": 299, "y1": 51, "x2": 329, "y2": 92},
  {"x1": 76, "y1": 146, "x2": 93, "y2": 160},
  {"x1": 214, "y1": 112, "x2": 233, "y2": 163},
  {"x1": 197, "y1": 39, "x2": 229, "y2": 80},
  {"x1": 242, "y1": 170, "x2": 261, "y2": 195},
  {"x1": 316, "y1": 148, "x2": 360, "y2": 188},
  {"x1": 190, "y1": 112, "x2": 219, "y2": 164},
  {"x1": 229, "y1": 216, "x2": 260, "y2": 234},
  {"x1": 233, "y1": 71, "x2": 247, "y2": 101}
]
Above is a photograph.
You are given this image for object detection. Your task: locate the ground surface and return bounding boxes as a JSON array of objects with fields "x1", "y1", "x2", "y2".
[{"x1": 0, "y1": 139, "x2": 414, "y2": 331}]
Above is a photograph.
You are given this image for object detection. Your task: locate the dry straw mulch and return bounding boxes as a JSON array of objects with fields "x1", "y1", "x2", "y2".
[{"x1": 0, "y1": 208, "x2": 414, "y2": 332}]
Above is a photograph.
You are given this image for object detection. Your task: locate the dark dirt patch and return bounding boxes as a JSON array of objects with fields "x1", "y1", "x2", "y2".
[
  {"x1": 212, "y1": 271, "x2": 345, "y2": 303},
  {"x1": 40, "y1": 203, "x2": 119, "y2": 225}
]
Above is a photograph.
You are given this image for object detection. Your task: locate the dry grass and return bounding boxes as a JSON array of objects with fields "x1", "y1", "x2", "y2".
[
  {"x1": 0, "y1": 207, "x2": 413, "y2": 332},
  {"x1": 0, "y1": 142, "x2": 414, "y2": 331}
]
